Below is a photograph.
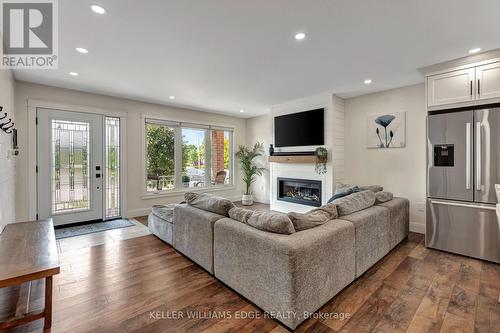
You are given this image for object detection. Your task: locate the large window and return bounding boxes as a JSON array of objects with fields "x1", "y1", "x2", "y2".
[
  {"x1": 145, "y1": 119, "x2": 233, "y2": 193},
  {"x1": 145, "y1": 121, "x2": 176, "y2": 191}
]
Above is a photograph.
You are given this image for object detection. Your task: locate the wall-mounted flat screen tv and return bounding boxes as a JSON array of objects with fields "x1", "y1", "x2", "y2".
[{"x1": 274, "y1": 108, "x2": 324, "y2": 147}]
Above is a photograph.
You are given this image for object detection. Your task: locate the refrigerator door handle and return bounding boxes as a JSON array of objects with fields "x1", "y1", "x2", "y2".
[
  {"x1": 466, "y1": 122, "x2": 471, "y2": 190},
  {"x1": 429, "y1": 199, "x2": 496, "y2": 211},
  {"x1": 476, "y1": 122, "x2": 482, "y2": 191}
]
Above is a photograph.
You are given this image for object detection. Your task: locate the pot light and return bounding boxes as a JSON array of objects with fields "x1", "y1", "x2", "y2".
[
  {"x1": 240, "y1": 109, "x2": 245, "y2": 113},
  {"x1": 169, "y1": 96, "x2": 175, "y2": 100},
  {"x1": 90, "y1": 4, "x2": 106, "y2": 14},
  {"x1": 294, "y1": 32, "x2": 306, "y2": 40},
  {"x1": 69, "y1": 72, "x2": 79, "y2": 76},
  {"x1": 76, "y1": 47, "x2": 88, "y2": 54},
  {"x1": 469, "y1": 48, "x2": 481, "y2": 54},
  {"x1": 364, "y1": 79, "x2": 372, "y2": 84}
]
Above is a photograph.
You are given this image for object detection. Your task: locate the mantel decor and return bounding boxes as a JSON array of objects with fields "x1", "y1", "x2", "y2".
[{"x1": 315, "y1": 147, "x2": 328, "y2": 174}]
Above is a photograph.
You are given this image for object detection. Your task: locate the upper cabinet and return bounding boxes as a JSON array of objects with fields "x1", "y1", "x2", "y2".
[
  {"x1": 426, "y1": 61, "x2": 500, "y2": 109},
  {"x1": 476, "y1": 62, "x2": 500, "y2": 100},
  {"x1": 427, "y1": 68, "x2": 475, "y2": 107}
]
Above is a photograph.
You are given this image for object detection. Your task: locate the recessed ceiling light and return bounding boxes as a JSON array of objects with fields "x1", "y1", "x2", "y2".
[
  {"x1": 469, "y1": 48, "x2": 481, "y2": 54},
  {"x1": 69, "y1": 72, "x2": 79, "y2": 76},
  {"x1": 169, "y1": 96, "x2": 175, "y2": 100},
  {"x1": 294, "y1": 32, "x2": 306, "y2": 40},
  {"x1": 364, "y1": 79, "x2": 372, "y2": 84},
  {"x1": 75, "y1": 47, "x2": 88, "y2": 54},
  {"x1": 239, "y1": 109, "x2": 245, "y2": 113},
  {"x1": 90, "y1": 4, "x2": 106, "y2": 14}
]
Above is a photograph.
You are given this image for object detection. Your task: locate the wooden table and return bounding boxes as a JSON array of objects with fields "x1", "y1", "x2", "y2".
[{"x1": 0, "y1": 219, "x2": 60, "y2": 330}]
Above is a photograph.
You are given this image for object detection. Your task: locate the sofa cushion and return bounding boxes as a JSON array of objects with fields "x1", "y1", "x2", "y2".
[
  {"x1": 151, "y1": 204, "x2": 176, "y2": 222},
  {"x1": 287, "y1": 204, "x2": 338, "y2": 231},
  {"x1": 229, "y1": 207, "x2": 295, "y2": 235},
  {"x1": 149, "y1": 213, "x2": 173, "y2": 245},
  {"x1": 247, "y1": 211, "x2": 296, "y2": 235},
  {"x1": 184, "y1": 192, "x2": 234, "y2": 217},
  {"x1": 359, "y1": 185, "x2": 384, "y2": 193},
  {"x1": 333, "y1": 190, "x2": 376, "y2": 216},
  {"x1": 327, "y1": 187, "x2": 358, "y2": 203},
  {"x1": 375, "y1": 191, "x2": 393, "y2": 204},
  {"x1": 228, "y1": 207, "x2": 253, "y2": 224}
]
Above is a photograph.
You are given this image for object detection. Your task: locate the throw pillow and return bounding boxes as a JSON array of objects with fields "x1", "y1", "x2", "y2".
[
  {"x1": 333, "y1": 190, "x2": 376, "y2": 216},
  {"x1": 184, "y1": 192, "x2": 235, "y2": 216},
  {"x1": 359, "y1": 185, "x2": 384, "y2": 193},
  {"x1": 287, "y1": 204, "x2": 338, "y2": 231},
  {"x1": 228, "y1": 207, "x2": 254, "y2": 224},
  {"x1": 247, "y1": 211, "x2": 296, "y2": 235},
  {"x1": 375, "y1": 191, "x2": 393, "y2": 204}
]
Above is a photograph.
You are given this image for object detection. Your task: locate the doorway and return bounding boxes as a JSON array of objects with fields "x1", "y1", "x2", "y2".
[{"x1": 37, "y1": 108, "x2": 121, "y2": 226}]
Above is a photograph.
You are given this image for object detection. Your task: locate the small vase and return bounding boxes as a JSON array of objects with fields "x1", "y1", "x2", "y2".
[
  {"x1": 242, "y1": 194, "x2": 253, "y2": 206},
  {"x1": 269, "y1": 144, "x2": 274, "y2": 156}
]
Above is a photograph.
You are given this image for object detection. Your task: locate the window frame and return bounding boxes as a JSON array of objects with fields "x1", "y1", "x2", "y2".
[{"x1": 142, "y1": 116, "x2": 235, "y2": 197}]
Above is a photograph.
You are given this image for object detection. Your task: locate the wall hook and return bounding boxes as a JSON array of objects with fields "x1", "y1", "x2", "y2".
[
  {"x1": 2, "y1": 122, "x2": 14, "y2": 132},
  {"x1": 0, "y1": 118, "x2": 12, "y2": 127},
  {"x1": 5, "y1": 127, "x2": 14, "y2": 134},
  {"x1": 0, "y1": 112, "x2": 6, "y2": 121}
]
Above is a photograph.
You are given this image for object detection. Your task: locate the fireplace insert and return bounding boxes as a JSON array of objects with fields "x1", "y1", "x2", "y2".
[{"x1": 277, "y1": 177, "x2": 322, "y2": 207}]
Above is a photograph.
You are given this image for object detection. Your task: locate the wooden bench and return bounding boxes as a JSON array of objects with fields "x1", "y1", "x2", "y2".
[{"x1": 0, "y1": 219, "x2": 60, "y2": 330}]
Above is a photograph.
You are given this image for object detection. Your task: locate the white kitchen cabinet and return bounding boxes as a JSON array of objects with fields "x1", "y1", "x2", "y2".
[
  {"x1": 427, "y1": 68, "x2": 475, "y2": 107},
  {"x1": 476, "y1": 62, "x2": 500, "y2": 101}
]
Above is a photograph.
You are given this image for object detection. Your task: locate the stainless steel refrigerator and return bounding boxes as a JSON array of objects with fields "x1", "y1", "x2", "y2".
[{"x1": 427, "y1": 107, "x2": 500, "y2": 263}]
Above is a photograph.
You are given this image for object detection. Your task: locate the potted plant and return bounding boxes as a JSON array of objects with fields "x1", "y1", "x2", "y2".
[
  {"x1": 235, "y1": 142, "x2": 265, "y2": 205},
  {"x1": 315, "y1": 147, "x2": 328, "y2": 175},
  {"x1": 181, "y1": 175, "x2": 190, "y2": 187}
]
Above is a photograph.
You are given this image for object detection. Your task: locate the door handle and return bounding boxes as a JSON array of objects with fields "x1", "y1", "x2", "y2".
[
  {"x1": 470, "y1": 80, "x2": 473, "y2": 96},
  {"x1": 466, "y1": 122, "x2": 471, "y2": 190},
  {"x1": 430, "y1": 199, "x2": 496, "y2": 211},
  {"x1": 476, "y1": 122, "x2": 481, "y2": 191},
  {"x1": 478, "y1": 79, "x2": 480, "y2": 95}
]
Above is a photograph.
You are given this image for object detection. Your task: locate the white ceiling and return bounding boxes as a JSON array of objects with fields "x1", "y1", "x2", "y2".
[{"x1": 13, "y1": 0, "x2": 500, "y2": 117}]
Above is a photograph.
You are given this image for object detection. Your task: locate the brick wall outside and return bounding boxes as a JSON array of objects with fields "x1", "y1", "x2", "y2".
[{"x1": 211, "y1": 131, "x2": 225, "y2": 180}]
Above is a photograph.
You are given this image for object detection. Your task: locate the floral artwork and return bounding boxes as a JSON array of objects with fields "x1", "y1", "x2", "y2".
[{"x1": 367, "y1": 112, "x2": 406, "y2": 148}]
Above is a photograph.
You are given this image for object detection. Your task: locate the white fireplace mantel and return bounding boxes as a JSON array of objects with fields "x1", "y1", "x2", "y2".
[{"x1": 270, "y1": 162, "x2": 333, "y2": 213}]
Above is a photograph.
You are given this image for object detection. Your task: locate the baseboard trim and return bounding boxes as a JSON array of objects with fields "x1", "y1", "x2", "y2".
[
  {"x1": 410, "y1": 222, "x2": 425, "y2": 234},
  {"x1": 127, "y1": 208, "x2": 151, "y2": 218}
]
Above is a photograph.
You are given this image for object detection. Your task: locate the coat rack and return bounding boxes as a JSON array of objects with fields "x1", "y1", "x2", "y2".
[{"x1": 0, "y1": 106, "x2": 15, "y2": 134}]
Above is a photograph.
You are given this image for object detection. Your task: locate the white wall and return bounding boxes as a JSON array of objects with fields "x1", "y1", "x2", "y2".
[
  {"x1": 344, "y1": 84, "x2": 426, "y2": 233},
  {"x1": 0, "y1": 69, "x2": 16, "y2": 228},
  {"x1": 14, "y1": 81, "x2": 246, "y2": 222},
  {"x1": 245, "y1": 114, "x2": 272, "y2": 203}
]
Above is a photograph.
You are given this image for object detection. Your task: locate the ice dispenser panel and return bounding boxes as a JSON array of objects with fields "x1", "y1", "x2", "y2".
[{"x1": 434, "y1": 144, "x2": 454, "y2": 167}]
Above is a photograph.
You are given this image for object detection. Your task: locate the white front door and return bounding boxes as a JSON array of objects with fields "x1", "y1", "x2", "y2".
[{"x1": 37, "y1": 108, "x2": 105, "y2": 226}]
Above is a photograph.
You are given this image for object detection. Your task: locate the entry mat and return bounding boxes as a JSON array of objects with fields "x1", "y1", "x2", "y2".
[{"x1": 55, "y1": 219, "x2": 135, "y2": 239}]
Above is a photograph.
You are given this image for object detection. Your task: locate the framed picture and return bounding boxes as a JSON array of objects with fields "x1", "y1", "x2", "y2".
[{"x1": 367, "y1": 112, "x2": 406, "y2": 148}]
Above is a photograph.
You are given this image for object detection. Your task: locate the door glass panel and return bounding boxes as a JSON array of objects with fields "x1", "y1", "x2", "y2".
[
  {"x1": 51, "y1": 120, "x2": 90, "y2": 213},
  {"x1": 182, "y1": 128, "x2": 206, "y2": 188},
  {"x1": 105, "y1": 117, "x2": 120, "y2": 218}
]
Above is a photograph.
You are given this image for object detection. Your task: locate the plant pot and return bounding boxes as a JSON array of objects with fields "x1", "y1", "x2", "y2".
[{"x1": 241, "y1": 194, "x2": 253, "y2": 206}]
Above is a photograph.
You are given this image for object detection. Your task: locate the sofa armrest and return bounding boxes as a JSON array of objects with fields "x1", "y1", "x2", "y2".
[{"x1": 213, "y1": 218, "x2": 355, "y2": 329}]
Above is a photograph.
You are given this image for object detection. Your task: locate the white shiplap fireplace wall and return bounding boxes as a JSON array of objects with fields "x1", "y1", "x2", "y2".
[{"x1": 270, "y1": 94, "x2": 345, "y2": 213}]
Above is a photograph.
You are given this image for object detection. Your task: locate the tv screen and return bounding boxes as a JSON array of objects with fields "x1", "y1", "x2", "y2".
[{"x1": 274, "y1": 108, "x2": 324, "y2": 147}]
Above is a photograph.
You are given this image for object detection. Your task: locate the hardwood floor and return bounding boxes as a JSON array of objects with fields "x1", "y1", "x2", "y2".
[{"x1": 0, "y1": 225, "x2": 498, "y2": 332}]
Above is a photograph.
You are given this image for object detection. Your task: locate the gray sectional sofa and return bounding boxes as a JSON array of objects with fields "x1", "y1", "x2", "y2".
[{"x1": 150, "y1": 191, "x2": 409, "y2": 330}]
